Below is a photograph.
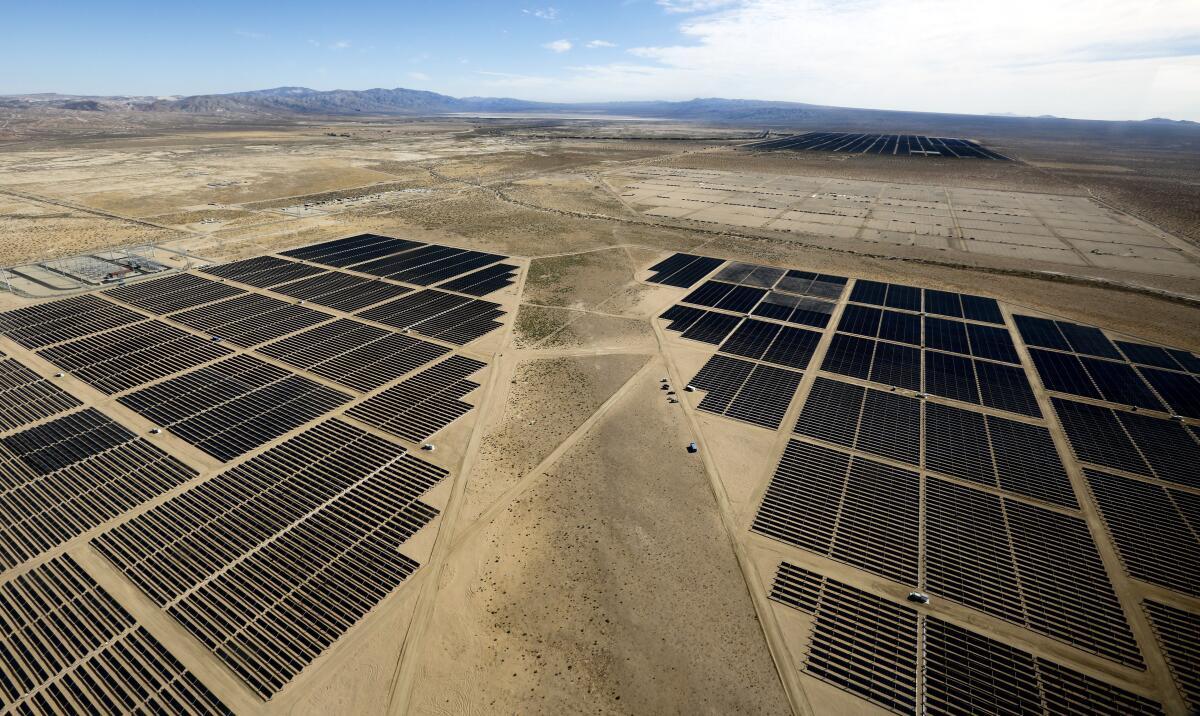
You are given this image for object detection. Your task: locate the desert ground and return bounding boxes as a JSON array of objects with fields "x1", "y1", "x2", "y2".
[{"x1": 0, "y1": 115, "x2": 1197, "y2": 715}]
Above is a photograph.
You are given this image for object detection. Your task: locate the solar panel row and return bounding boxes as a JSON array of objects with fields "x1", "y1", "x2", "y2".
[
  {"x1": 0, "y1": 295, "x2": 144, "y2": 350},
  {"x1": 718, "y1": 318, "x2": 822, "y2": 370},
  {"x1": 645, "y1": 253, "x2": 725, "y2": 288},
  {"x1": 257, "y1": 318, "x2": 449, "y2": 393},
  {"x1": 105, "y1": 273, "x2": 246, "y2": 314},
  {"x1": 268, "y1": 270, "x2": 412, "y2": 312},
  {"x1": 346, "y1": 355, "x2": 486, "y2": 443},
  {"x1": 1087, "y1": 469, "x2": 1200, "y2": 598},
  {"x1": 358, "y1": 289, "x2": 505, "y2": 345},
  {"x1": 0, "y1": 408, "x2": 196, "y2": 569},
  {"x1": 201, "y1": 255, "x2": 325, "y2": 289},
  {"x1": 713, "y1": 263, "x2": 847, "y2": 300},
  {"x1": 280, "y1": 233, "x2": 424, "y2": 268},
  {"x1": 849, "y1": 280, "x2": 1004, "y2": 324},
  {"x1": 1143, "y1": 600, "x2": 1200, "y2": 710},
  {"x1": 352, "y1": 244, "x2": 504, "y2": 286},
  {"x1": 1052, "y1": 397, "x2": 1200, "y2": 489},
  {"x1": 689, "y1": 354, "x2": 802, "y2": 429},
  {"x1": 171, "y1": 293, "x2": 331, "y2": 348},
  {"x1": 435, "y1": 262, "x2": 518, "y2": 297},
  {"x1": 0, "y1": 356, "x2": 81, "y2": 432},
  {"x1": 94, "y1": 418, "x2": 445, "y2": 699},
  {"x1": 117, "y1": 354, "x2": 350, "y2": 462},
  {"x1": 751, "y1": 291, "x2": 836, "y2": 329},
  {"x1": 0, "y1": 555, "x2": 230, "y2": 714},
  {"x1": 747, "y1": 132, "x2": 1010, "y2": 160},
  {"x1": 767, "y1": 563, "x2": 1160, "y2": 716},
  {"x1": 38, "y1": 320, "x2": 231, "y2": 395},
  {"x1": 837, "y1": 306, "x2": 1020, "y2": 363},
  {"x1": 755, "y1": 437, "x2": 1139, "y2": 665}
]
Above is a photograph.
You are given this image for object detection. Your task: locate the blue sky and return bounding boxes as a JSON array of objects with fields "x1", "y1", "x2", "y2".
[{"x1": 3, "y1": 0, "x2": 1199, "y2": 121}]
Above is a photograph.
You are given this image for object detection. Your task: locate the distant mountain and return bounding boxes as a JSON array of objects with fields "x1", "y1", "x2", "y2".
[{"x1": 4, "y1": 87, "x2": 1199, "y2": 139}]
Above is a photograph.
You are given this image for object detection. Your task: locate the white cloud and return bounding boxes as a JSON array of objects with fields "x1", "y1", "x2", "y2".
[
  {"x1": 329, "y1": 40, "x2": 351, "y2": 50},
  {"x1": 234, "y1": 29, "x2": 267, "y2": 40},
  {"x1": 477, "y1": 71, "x2": 557, "y2": 89},
  {"x1": 523, "y1": 7, "x2": 559, "y2": 20},
  {"x1": 586, "y1": 39, "x2": 617, "y2": 48},
  {"x1": 545, "y1": 0, "x2": 1200, "y2": 120},
  {"x1": 407, "y1": 71, "x2": 431, "y2": 82},
  {"x1": 543, "y1": 39, "x2": 573, "y2": 53}
]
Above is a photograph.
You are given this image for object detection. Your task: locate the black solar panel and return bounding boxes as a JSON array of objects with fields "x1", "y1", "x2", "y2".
[
  {"x1": 281, "y1": 233, "x2": 424, "y2": 267},
  {"x1": 975, "y1": 360, "x2": 1041, "y2": 417},
  {"x1": 849, "y1": 279, "x2": 887, "y2": 305},
  {"x1": 38, "y1": 319, "x2": 231, "y2": 394},
  {"x1": 1052, "y1": 398, "x2": 1149, "y2": 476},
  {"x1": 680, "y1": 280, "x2": 735, "y2": 308},
  {"x1": 767, "y1": 561, "x2": 824, "y2": 613},
  {"x1": 1079, "y1": 356, "x2": 1165, "y2": 410},
  {"x1": 659, "y1": 304, "x2": 706, "y2": 332},
  {"x1": 822, "y1": 333, "x2": 874, "y2": 381},
  {"x1": 1115, "y1": 411, "x2": 1200, "y2": 489},
  {"x1": 1117, "y1": 341, "x2": 1184, "y2": 371},
  {"x1": 1029, "y1": 348, "x2": 1101, "y2": 398},
  {"x1": 924, "y1": 316, "x2": 969, "y2": 355},
  {"x1": 105, "y1": 272, "x2": 246, "y2": 314},
  {"x1": 1140, "y1": 367, "x2": 1200, "y2": 418},
  {"x1": 257, "y1": 318, "x2": 450, "y2": 392},
  {"x1": 884, "y1": 284, "x2": 922, "y2": 312},
  {"x1": 1057, "y1": 321, "x2": 1121, "y2": 359},
  {"x1": 201, "y1": 255, "x2": 326, "y2": 288},
  {"x1": 0, "y1": 408, "x2": 197, "y2": 569},
  {"x1": 93, "y1": 418, "x2": 444, "y2": 699},
  {"x1": 269, "y1": 270, "x2": 413, "y2": 312},
  {"x1": 646, "y1": 253, "x2": 724, "y2": 288},
  {"x1": 0, "y1": 294, "x2": 145, "y2": 349},
  {"x1": 837, "y1": 303, "x2": 882, "y2": 337},
  {"x1": 436, "y1": 262, "x2": 518, "y2": 296},
  {"x1": 0, "y1": 356, "x2": 82, "y2": 431},
  {"x1": 117, "y1": 354, "x2": 351, "y2": 461},
  {"x1": 346, "y1": 355, "x2": 486, "y2": 442},
  {"x1": 1014, "y1": 314, "x2": 1069, "y2": 351},
  {"x1": 680, "y1": 311, "x2": 742, "y2": 344},
  {"x1": 924, "y1": 350, "x2": 979, "y2": 404},
  {"x1": 690, "y1": 355, "x2": 754, "y2": 414},
  {"x1": 718, "y1": 318, "x2": 780, "y2": 360},
  {"x1": 761, "y1": 325, "x2": 821, "y2": 370},
  {"x1": 988, "y1": 415, "x2": 1077, "y2": 507},
  {"x1": 0, "y1": 556, "x2": 230, "y2": 714},
  {"x1": 924, "y1": 290, "x2": 963, "y2": 319},
  {"x1": 723, "y1": 363, "x2": 802, "y2": 429},
  {"x1": 925, "y1": 402, "x2": 992, "y2": 485},
  {"x1": 1088, "y1": 469, "x2": 1200, "y2": 597},
  {"x1": 878, "y1": 310, "x2": 920, "y2": 345},
  {"x1": 1143, "y1": 600, "x2": 1200, "y2": 710},
  {"x1": 965, "y1": 322, "x2": 1019, "y2": 364},
  {"x1": 752, "y1": 292, "x2": 835, "y2": 329},
  {"x1": 358, "y1": 289, "x2": 505, "y2": 345},
  {"x1": 171, "y1": 293, "x2": 331, "y2": 347},
  {"x1": 960, "y1": 294, "x2": 1004, "y2": 324}
]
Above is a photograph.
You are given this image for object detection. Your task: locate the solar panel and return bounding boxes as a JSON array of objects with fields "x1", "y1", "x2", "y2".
[
  {"x1": 680, "y1": 311, "x2": 742, "y2": 344},
  {"x1": 718, "y1": 318, "x2": 780, "y2": 360},
  {"x1": 849, "y1": 279, "x2": 887, "y2": 305},
  {"x1": 690, "y1": 355, "x2": 755, "y2": 414},
  {"x1": 767, "y1": 561, "x2": 824, "y2": 613},
  {"x1": 804, "y1": 577, "x2": 919, "y2": 714},
  {"x1": 1079, "y1": 356, "x2": 1165, "y2": 410},
  {"x1": 659, "y1": 304, "x2": 706, "y2": 332},
  {"x1": 884, "y1": 284, "x2": 921, "y2": 312},
  {"x1": 117, "y1": 354, "x2": 351, "y2": 461},
  {"x1": 1057, "y1": 321, "x2": 1121, "y2": 359},
  {"x1": 358, "y1": 289, "x2": 504, "y2": 345},
  {"x1": 761, "y1": 325, "x2": 821, "y2": 370},
  {"x1": 923, "y1": 350, "x2": 979, "y2": 404},
  {"x1": 925, "y1": 402, "x2": 992, "y2": 485},
  {"x1": 646, "y1": 253, "x2": 724, "y2": 287},
  {"x1": 855, "y1": 390, "x2": 920, "y2": 466},
  {"x1": 925, "y1": 618, "x2": 1158, "y2": 716},
  {"x1": 1014, "y1": 314, "x2": 1069, "y2": 351},
  {"x1": 1087, "y1": 469, "x2": 1200, "y2": 597},
  {"x1": 354, "y1": 244, "x2": 505, "y2": 285},
  {"x1": 752, "y1": 292, "x2": 835, "y2": 329},
  {"x1": 822, "y1": 333, "x2": 874, "y2": 381},
  {"x1": 878, "y1": 310, "x2": 920, "y2": 345},
  {"x1": 93, "y1": 418, "x2": 444, "y2": 699},
  {"x1": 752, "y1": 440, "x2": 919, "y2": 583},
  {"x1": 38, "y1": 319, "x2": 231, "y2": 394},
  {"x1": 0, "y1": 356, "x2": 81, "y2": 431},
  {"x1": 1028, "y1": 348, "x2": 1100, "y2": 398},
  {"x1": 258, "y1": 318, "x2": 450, "y2": 392},
  {"x1": 171, "y1": 293, "x2": 331, "y2": 347},
  {"x1": 105, "y1": 272, "x2": 246, "y2": 314},
  {"x1": 1116, "y1": 340, "x2": 1184, "y2": 371},
  {"x1": 1143, "y1": 600, "x2": 1200, "y2": 710},
  {"x1": 988, "y1": 415, "x2": 1077, "y2": 507},
  {"x1": 1052, "y1": 398, "x2": 1149, "y2": 476},
  {"x1": 723, "y1": 363, "x2": 802, "y2": 429},
  {"x1": 869, "y1": 341, "x2": 922, "y2": 391},
  {"x1": 201, "y1": 255, "x2": 326, "y2": 288},
  {"x1": 1139, "y1": 367, "x2": 1200, "y2": 419},
  {"x1": 0, "y1": 294, "x2": 145, "y2": 349},
  {"x1": 837, "y1": 304, "x2": 882, "y2": 337},
  {"x1": 269, "y1": 270, "x2": 413, "y2": 311},
  {"x1": 0, "y1": 556, "x2": 230, "y2": 714},
  {"x1": 793, "y1": 377, "x2": 863, "y2": 449},
  {"x1": 0, "y1": 408, "x2": 197, "y2": 569},
  {"x1": 1115, "y1": 411, "x2": 1200, "y2": 489},
  {"x1": 346, "y1": 355, "x2": 486, "y2": 442},
  {"x1": 435, "y1": 262, "x2": 518, "y2": 296},
  {"x1": 924, "y1": 317, "x2": 969, "y2": 355},
  {"x1": 975, "y1": 360, "x2": 1041, "y2": 417},
  {"x1": 281, "y1": 234, "x2": 424, "y2": 267},
  {"x1": 960, "y1": 294, "x2": 1004, "y2": 324},
  {"x1": 925, "y1": 477, "x2": 1024, "y2": 621},
  {"x1": 924, "y1": 290, "x2": 963, "y2": 318},
  {"x1": 964, "y1": 322, "x2": 1019, "y2": 363}
]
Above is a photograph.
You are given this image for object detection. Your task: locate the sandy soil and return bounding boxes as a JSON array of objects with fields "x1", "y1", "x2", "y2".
[{"x1": 407, "y1": 359, "x2": 791, "y2": 715}]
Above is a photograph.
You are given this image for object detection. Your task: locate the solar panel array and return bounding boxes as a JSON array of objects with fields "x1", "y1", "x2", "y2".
[
  {"x1": 0, "y1": 354, "x2": 81, "y2": 431},
  {"x1": 1016, "y1": 314, "x2": 1200, "y2": 420},
  {"x1": 745, "y1": 132, "x2": 1010, "y2": 160},
  {"x1": 0, "y1": 555, "x2": 231, "y2": 714},
  {"x1": 117, "y1": 354, "x2": 351, "y2": 461},
  {"x1": 346, "y1": 355, "x2": 486, "y2": 442},
  {"x1": 256, "y1": 318, "x2": 449, "y2": 393},
  {"x1": 688, "y1": 355, "x2": 803, "y2": 429},
  {"x1": 0, "y1": 408, "x2": 197, "y2": 570},
  {"x1": 767, "y1": 563, "x2": 1156, "y2": 716},
  {"x1": 93, "y1": 419, "x2": 444, "y2": 699},
  {"x1": 645, "y1": 253, "x2": 725, "y2": 288},
  {"x1": 1144, "y1": 600, "x2": 1200, "y2": 710},
  {"x1": 0, "y1": 233, "x2": 508, "y2": 708}
]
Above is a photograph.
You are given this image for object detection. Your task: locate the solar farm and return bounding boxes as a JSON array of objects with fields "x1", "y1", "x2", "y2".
[
  {"x1": 744, "y1": 131, "x2": 1012, "y2": 159},
  {"x1": 0, "y1": 225, "x2": 1196, "y2": 714}
]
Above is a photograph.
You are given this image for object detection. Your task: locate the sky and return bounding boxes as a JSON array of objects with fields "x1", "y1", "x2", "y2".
[{"x1": 3, "y1": 0, "x2": 1199, "y2": 121}]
